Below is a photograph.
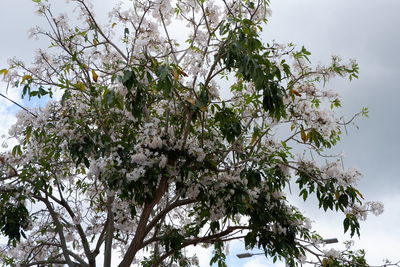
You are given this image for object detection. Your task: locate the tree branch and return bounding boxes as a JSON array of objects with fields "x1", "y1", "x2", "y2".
[
  {"x1": 38, "y1": 195, "x2": 89, "y2": 267},
  {"x1": 0, "y1": 93, "x2": 37, "y2": 117},
  {"x1": 118, "y1": 176, "x2": 169, "y2": 267},
  {"x1": 152, "y1": 226, "x2": 249, "y2": 266},
  {"x1": 103, "y1": 195, "x2": 115, "y2": 267},
  {"x1": 144, "y1": 198, "x2": 197, "y2": 237}
]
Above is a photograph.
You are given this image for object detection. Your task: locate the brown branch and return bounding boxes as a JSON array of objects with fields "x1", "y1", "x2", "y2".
[
  {"x1": 118, "y1": 176, "x2": 169, "y2": 267},
  {"x1": 46, "y1": 191, "x2": 95, "y2": 266},
  {"x1": 152, "y1": 226, "x2": 249, "y2": 266},
  {"x1": 103, "y1": 195, "x2": 115, "y2": 267},
  {"x1": 159, "y1": 11, "x2": 178, "y2": 64},
  {"x1": 94, "y1": 221, "x2": 107, "y2": 256},
  {"x1": 37, "y1": 194, "x2": 89, "y2": 267},
  {"x1": 77, "y1": 0, "x2": 128, "y2": 62},
  {"x1": 144, "y1": 198, "x2": 197, "y2": 237}
]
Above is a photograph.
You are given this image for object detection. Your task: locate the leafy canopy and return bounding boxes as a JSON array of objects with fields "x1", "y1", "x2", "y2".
[{"x1": 0, "y1": 0, "x2": 384, "y2": 267}]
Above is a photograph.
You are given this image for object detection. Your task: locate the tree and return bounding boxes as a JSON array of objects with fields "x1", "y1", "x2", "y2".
[{"x1": 0, "y1": 0, "x2": 388, "y2": 266}]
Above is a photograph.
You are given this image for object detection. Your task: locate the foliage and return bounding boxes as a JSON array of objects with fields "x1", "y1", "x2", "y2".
[{"x1": 0, "y1": 0, "x2": 385, "y2": 266}]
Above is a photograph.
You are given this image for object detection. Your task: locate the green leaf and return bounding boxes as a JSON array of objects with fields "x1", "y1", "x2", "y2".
[
  {"x1": 0, "y1": 203, "x2": 29, "y2": 245},
  {"x1": 156, "y1": 64, "x2": 173, "y2": 97},
  {"x1": 215, "y1": 107, "x2": 242, "y2": 143},
  {"x1": 120, "y1": 70, "x2": 135, "y2": 90},
  {"x1": 12, "y1": 145, "x2": 22, "y2": 157},
  {"x1": 196, "y1": 84, "x2": 210, "y2": 111}
]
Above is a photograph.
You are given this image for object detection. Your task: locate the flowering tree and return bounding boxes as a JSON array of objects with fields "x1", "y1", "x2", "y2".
[{"x1": 0, "y1": 0, "x2": 389, "y2": 266}]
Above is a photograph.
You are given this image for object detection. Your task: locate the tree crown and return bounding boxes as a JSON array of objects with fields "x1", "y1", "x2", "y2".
[{"x1": 0, "y1": 0, "x2": 385, "y2": 266}]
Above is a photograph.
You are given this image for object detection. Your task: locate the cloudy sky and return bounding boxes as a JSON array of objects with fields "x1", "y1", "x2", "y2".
[{"x1": 1, "y1": 0, "x2": 400, "y2": 266}]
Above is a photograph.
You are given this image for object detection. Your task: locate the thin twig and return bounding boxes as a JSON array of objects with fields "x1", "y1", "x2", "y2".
[{"x1": 0, "y1": 93, "x2": 37, "y2": 117}]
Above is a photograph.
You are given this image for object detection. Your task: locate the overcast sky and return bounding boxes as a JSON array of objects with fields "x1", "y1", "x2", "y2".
[
  {"x1": 264, "y1": 1, "x2": 400, "y2": 266},
  {"x1": 1, "y1": 0, "x2": 400, "y2": 266}
]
